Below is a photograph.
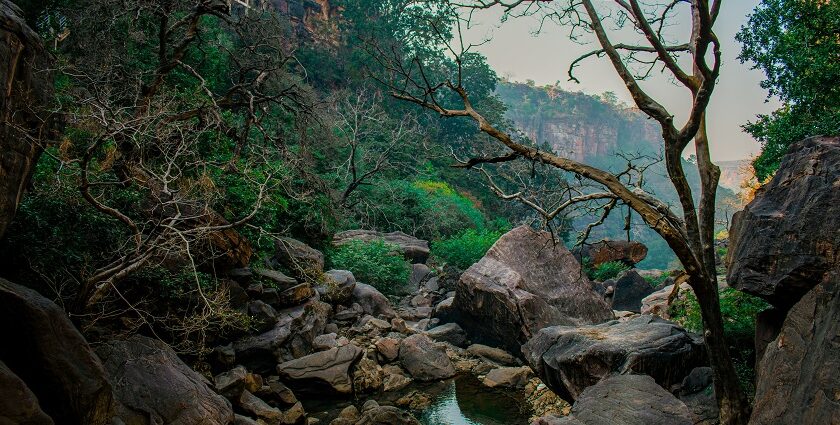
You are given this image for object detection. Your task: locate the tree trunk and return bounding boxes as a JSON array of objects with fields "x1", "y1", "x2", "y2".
[{"x1": 693, "y1": 275, "x2": 752, "y2": 425}]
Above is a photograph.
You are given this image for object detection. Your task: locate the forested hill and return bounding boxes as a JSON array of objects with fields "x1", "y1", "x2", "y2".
[{"x1": 496, "y1": 81, "x2": 661, "y2": 164}]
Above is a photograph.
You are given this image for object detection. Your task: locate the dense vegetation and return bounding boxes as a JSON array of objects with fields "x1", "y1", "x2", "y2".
[{"x1": 738, "y1": 0, "x2": 840, "y2": 180}]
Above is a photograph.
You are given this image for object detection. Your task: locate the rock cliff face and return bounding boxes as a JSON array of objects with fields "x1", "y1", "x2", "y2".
[
  {"x1": 0, "y1": 0, "x2": 53, "y2": 238},
  {"x1": 496, "y1": 82, "x2": 660, "y2": 163}
]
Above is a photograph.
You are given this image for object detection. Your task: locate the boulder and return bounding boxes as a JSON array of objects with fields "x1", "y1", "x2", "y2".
[
  {"x1": 543, "y1": 374, "x2": 694, "y2": 425},
  {"x1": 237, "y1": 390, "x2": 283, "y2": 424},
  {"x1": 352, "y1": 355, "x2": 384, "y2": 393},
  {"x1": 0, "y1": 278, "x2": 114, "y2": 425},
  {"x1": 0, "y1": 359, "x2": 54, "y2": 425},
  {"x1": 0, "y1": 0, "x2": 53, "y2": 238},
  {"x1": 96, "y1": 335, "x2": 233, "y2": 425},
  {"x1": 425, "y1": 322, "x2": 468, "y2": 347},
  {"x1": 382, "y1": 365, "x2": 413, "y2": 392},
  {"x1": 277, "y1": 344, "x2": 364, "y2": 395},
  {"x1": 640, "y1": 282, "x2": 690, "y2": 319},
  {"x1": 248, "y1": 300, "x2": 278, "y2": 332},
  {"x1": 432, "y1": 296, "x2": 457, "y2": 323},
  {"x1": 750, "y1": 270, "x2": 840, "y2": 424},
  {"x1": 523, "y1": 315, "x2": 706, "y2": 402},
  {"x1": 409, "y1": 264, "x2": 431, "y2": 288},
  {"x1": 321, "y1": 270, "x2": 356, "y2": 305},
  {"x1": 233, "y1": 300, "x2": 330, "y2": 374},
  {"x1": 214, "y1": 366, "x2": 248, "y2": 399},
  {"x1": 482, "y1": 366, "x2": 532, "y2": 389},
  {"x1": 611, "y1": 270, "x2": 655, "y2": 313},
  {"x1": 375, "y1": 337, "x2": 401, "y2": 363},
  {"x1": 678, "y1": 367, "x2": 718, "y2": 425},
  {"x1": 333, "y1": 230, "x2": 429, "y2": 264},
  {"x1": 466, "y1": 344, "x2": 518, "y2": 366},
  {"x1": 253, "y1": 268, "x2": 298, "y2": 287},
  {"x1": 574, "y1": 240, "x2": 648, "y2": 267},
  {"x1": 355, "y1": 404, "x2": 421, "y2": 425},
  {"x1": 398, "y1": 334, "x2": 456, "y2": 381},
  {"x1": 728, "y1": 137, "x2": 840, "y2": 310},
  {"x1": 351, "y1": 283, "x2": 396, "y2": 319},
  {"x1": 272, "y1": 237, "x2": 324, "y2": 279},
  {"x1": 454, "y1": 226, "x2": 614, "y2": 353}
]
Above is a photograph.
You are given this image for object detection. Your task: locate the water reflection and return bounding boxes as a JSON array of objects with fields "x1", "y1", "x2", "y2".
[{"x1": 419, "y1": 375, "x2": 530, "y2": 425}]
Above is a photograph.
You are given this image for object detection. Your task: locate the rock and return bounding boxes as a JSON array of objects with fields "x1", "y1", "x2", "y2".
[
  {"x1": 398, "y1": 334, "x2": 456, "y2": 381},
  {"x1": 213, "y1": 344, "x2": 237, "y2": 368},
  {"x1": 397, "y1": 306, "x2": 432, "y2": 321},
  {"x1": 678, "y1": 367, "x2": 718, "y2": 425},
  {"x1": 409, "y1": 293, "x2": 432, "y2": 307},
  {"x1": 0, "y1": 0, "x2": 53, "y2": 238},
  {"x1": 259, "y1": 376, "x2": 298, "y2": 406},
  {"x1": 333, "y1": 405, "x2": 360, "y2": 425},
  {"x1": 382, "y1": 365, "x2": 413, "y2": 392},
  {"x1": 276, "y1": 283, "x2": 316, "y2": 307},
  {"x1": 214, "y1": 366, "x2": 248, "y2": 399},
  {"x1": 483, "y1": 366, "x2": 532, "y2": 388},
  {"x1": 334, "y1": 303, "x2": 364, "y2": 322},
  {"x1": 234, "y1": 414, "x2": 260, "y2": 425},
  {"x1": 254, "y1": 268, "x2": 298, "y2": 287},
  {"x1": 355, "y1": 405, "x2": 421, "y2": 425},
  {"x1": 283, "y1": 402, "x2": 306, "y2": 425},
  {"x1": 359, "y1": 315, "x2": 392, "y2": 332},
  {"x1": 225, "y1": 279, "x2": 250, "y2": 311},
  {"x1": 248, "y1": 300, "x2": 278, "y2": 332},
  {"x1": 333, "y1": 230, "x2": 430, "y2": 264},
  {"x1": 0, "y1": 278, "x2": 114, "y2": 425},
  {"x1": 395, "y1": 390, "x2": 432, "y2": 410},
  {"x1": 375, "y1": 337, "x2": 401, "y2": 363},
  {"x1": 390, "y1": 317, "x2": 412, "y2": 334},
  {"x1": 352, "y1": 355, "x2": 383, "y2": 393},
  {"x1": 233, "y1": 300, "x2": 330, "y2": 374},
  {"x1": 409, "y1": 264, "x2": 431, "y2": 287},
  {"x1": 466, "y1": 344, "x2": 518, "y2": 366},
  {"x1": 523, "y1": 315, "x2": 706, "y2": 402},
  {"x1": 548, "y1": 374, "x2": 694, "y2": 425},
  {"x1": 574, "y1": 239, "x2": 649, "y2": 267},
  {"x1": 321, "y1": 270, "x2": 356, "y2": 305},
  {"x1": 750, "y1": 270, "x2": 840, "y2": 424},
  {"x1": 611, "y1": 270, "x2": 655, "y2": 313},
  {"x1": 640, "y1": 283, "x2": 691, "y2": 319},
  {"x1": 423, "y1": 277, "x2": 440, "y2": 293},
  {"x1": 351, "y1": 283, "x2": 396, "y2": 318},
  {"x1": 313, "y1": 333, "x2": 339, "y2": 351},
  {"x1": 0, "y1": 359, "x2": 54, "y2": 425},
  {"x1": 754, "y1": 307, "x2": 786, "y2": 362},
  {"x1": 96, "y1": 335, "x2": 233, "y2": 425},
  {"x1": 454, "y1": 226, "x2": 614, "y2": 353},
  {"x1": 273, "y1": 237, "x2": 324, "y2": 280},
  {"x1": 238, "y1": 390, "x2": 283, "y2": 423},
  {"x1": 432, "y1": 297, "x2": 457, "y2": 323},
  {"x1": 325, "y1": 323, "x2": 340, "y2": 334},
  {"x1": 277, "y1": 344, "x2": 364, "y2": 395},
  {"x1": 728, "y1": 137, "x2": 840, "y2": 310},
  {"x1": 425, "y1": 322, "x2": 468, "y2": 347}
]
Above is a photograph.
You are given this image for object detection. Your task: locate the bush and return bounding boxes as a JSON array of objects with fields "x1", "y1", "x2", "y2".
[
  {"x1": 328, "y1": 239, "x2": 411, "y2": 295},
  {"x1": 643, "y1": 272, "x2": 670, "y2": 288},
  {"x1": 431, "y1": 228, "x2": 505, "y2": 270},
  {"x1": 587, "y1": 260, "x2": 630, "y2": 282}
]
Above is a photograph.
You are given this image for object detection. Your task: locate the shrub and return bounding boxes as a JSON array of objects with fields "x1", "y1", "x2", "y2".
[
  {"x1": 328, "y1": 239, "x2": 411, "y2": 295},
  {"x1": 587, "y1": 260, "x2": 630, "y2": 282},
  {"x1": 431, "y1": 228, "x2": 505, "y2": 270},
  {"x1": 643, "y1": 272, "x2": 671, "y2": 288}
]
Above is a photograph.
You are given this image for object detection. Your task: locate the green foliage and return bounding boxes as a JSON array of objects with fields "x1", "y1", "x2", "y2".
[
  {"x1": 431, "y1": 228, "x2": 506, "y2": 270},
  {"x1": 738, "y1": 0, "x2": 840, "y2": 180},
  {"x1": 643, "y1": 273, "x2": 670, "y2": 288},
  {"x1": 328, "y1": 239, "x2": 411, "y2": 295},
  {"x1": 586, "y1": 261, "x2": 630, "y2": 282},
  {"x1": 670, "y1": 287, "x2": 769, "y2": 397}
]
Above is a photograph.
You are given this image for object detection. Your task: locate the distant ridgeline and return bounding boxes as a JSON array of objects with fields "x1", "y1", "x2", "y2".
[{"x1": 496, "y1": 81, "x2": 738, "y2": 269}]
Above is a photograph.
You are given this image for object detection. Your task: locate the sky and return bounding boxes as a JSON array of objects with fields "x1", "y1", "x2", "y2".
[{"x1": 461, "y1": 0, "x2": 781, "y2": 162}]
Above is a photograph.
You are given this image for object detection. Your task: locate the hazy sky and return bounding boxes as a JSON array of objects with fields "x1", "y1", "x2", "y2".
[{"x1": 462, "y1": 0, "x2": 781, "y2": 162}]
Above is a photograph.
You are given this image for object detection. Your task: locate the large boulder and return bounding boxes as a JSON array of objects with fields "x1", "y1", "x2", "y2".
[
  {"x1": 536, "y1": 375, "x2": 694, "y2": 425},
  {"x1": 398, "y1": 334, "x2": 456, "y2": 381},
  {"x1": 611, "y1": 270, "x2": 656, "y2": 313},
  {"x1": 523, "y1": 315, "x2": 706, "y2": 402},
  {"x1": 0, "y1": 359, "x2": 54, "y2": 425},
  {"x1": 574, "y1": 240, "x2": 648, "y2": 267},
  {"x1": 454, "y1": 226, "x2": 614, "y2": 353},
  {"x1": 320, "y1": 270, "x2": 356, "y2": 304},
  {"x1": 233, "y1": 300, "x2": 330, "y2": 374},
  {"x1": 728, "y1": 136, "x2": 840, "y2": 310},
  {"x1": 276, "y1": 344, "x2": 364, "y2": 395},
  {"x1": 750, "y1": 270, "x2": 840, "y2": 424},
  {"x1": 272, "y1": 237, "x2": 324, "y2": 280},
  {"x1": 351, "y1": 283, "x2": 396, "y2": 319},
  {"x1": 96, "y1": 335, "x2": 234, "y2": 425},
  {"x1": 0, "y1": 278, "x2": 114, "y2": 425},
  {"x1": 333, "y1": 230, "x2": 429, "y2": 264},
  {"x1": 0, "y1": 0, "x2": 53, "y2": 238}
]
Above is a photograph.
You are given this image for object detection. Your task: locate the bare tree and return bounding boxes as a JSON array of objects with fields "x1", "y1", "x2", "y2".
[
  {"x1": 375, "y1": 0, "x2": 751, "y2": 422},
  {"x1": 330, "y1": 87, "x2": 421, "y2": 206}
]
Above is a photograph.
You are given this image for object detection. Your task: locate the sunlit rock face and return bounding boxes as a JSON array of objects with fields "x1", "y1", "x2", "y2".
[{"x1": 728, "y1": 136, "x2": 840, "y2": 310}]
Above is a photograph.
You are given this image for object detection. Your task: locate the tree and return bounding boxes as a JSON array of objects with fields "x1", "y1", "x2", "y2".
[
  {"x1": 378, "y1": 0, "x2": 751, "y2": 422},
  {"x1": 737, "y1": 0, "x2": 840, "y2": 180}
]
